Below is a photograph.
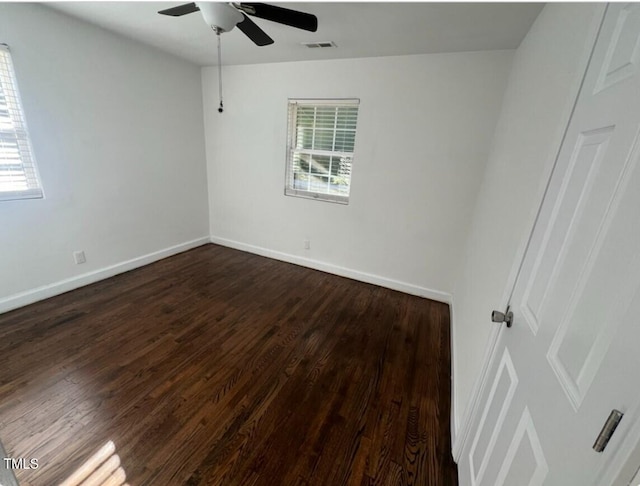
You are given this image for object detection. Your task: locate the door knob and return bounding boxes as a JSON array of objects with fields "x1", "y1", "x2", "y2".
[{"x1": 491, "y1": 306, "x2": 513, "y2": 328}]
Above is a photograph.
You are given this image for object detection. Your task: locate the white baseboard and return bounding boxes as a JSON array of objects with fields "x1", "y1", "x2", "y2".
[
  {"x1": 210, "y1": 235, "x2": 452, "y2": 304},
  {"x1": 0, "y1": 237, "x2": 210, "y2": 315}
]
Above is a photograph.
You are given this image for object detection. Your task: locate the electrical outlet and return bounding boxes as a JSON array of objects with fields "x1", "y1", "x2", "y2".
[
  {"x1": 303, "y1": 239, "x2": 311, "y2": 250},
  {"x1": 73, "y1": 251, "x2": 86, "y2": 264}
]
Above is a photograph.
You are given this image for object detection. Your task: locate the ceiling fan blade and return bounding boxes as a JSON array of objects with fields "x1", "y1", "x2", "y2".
[
  {"x1": 158, "y1": 2, "x2": 199, "y2": 17},
  {"x1": 237, "y1": 14, "x2": 274, "y2": 46},
  {"x1": 239, "y1": 3, "x2": 318, "y2": 32}
]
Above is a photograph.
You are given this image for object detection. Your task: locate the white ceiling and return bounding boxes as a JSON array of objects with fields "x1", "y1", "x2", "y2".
[{"x1": 48, "y1": 2, "x2": 544, "y2": 66}]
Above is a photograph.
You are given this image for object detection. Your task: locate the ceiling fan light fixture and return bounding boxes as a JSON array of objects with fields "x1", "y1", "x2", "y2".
[{"x1": 197, "y1": 2, "x2": 243, "y2": 33}]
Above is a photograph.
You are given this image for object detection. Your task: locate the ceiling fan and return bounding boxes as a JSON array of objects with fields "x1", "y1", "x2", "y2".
[
  {"x1": 158, "y1": 2, "x2": 318, "y2": 46},
  {"x1": 159, "y1": 3, "x2": 318, "y2": 112}
]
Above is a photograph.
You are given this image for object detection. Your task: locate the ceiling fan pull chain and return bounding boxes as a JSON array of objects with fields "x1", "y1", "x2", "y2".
[{"x1": 216, "y1": 30, "x2": 224, "y2": 113}]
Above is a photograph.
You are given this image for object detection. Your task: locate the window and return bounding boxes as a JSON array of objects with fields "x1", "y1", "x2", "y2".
[
  {"x1": 285, "y1": 99, "x2": 359, "y2": 204},
  {"x1": 0, "y1": 44, "x2": 42, "y2": 201}
]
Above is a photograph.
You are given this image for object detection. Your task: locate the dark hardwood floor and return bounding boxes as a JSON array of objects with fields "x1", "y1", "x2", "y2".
[{"x1": 0, "y1": 244, "x2": 458, "y2": 485}]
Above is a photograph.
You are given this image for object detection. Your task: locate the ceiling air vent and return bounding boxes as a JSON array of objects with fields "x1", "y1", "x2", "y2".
[{"x1": 302, "y1": 41, "x2": 337, "y2": 49}]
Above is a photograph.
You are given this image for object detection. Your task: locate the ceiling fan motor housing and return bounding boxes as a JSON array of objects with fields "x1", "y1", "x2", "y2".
[{"x1": 197, "y1": 2, "x2": 243, "y2": 32}]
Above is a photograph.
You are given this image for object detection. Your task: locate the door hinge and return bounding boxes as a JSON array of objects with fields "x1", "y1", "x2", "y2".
[{"x1": 593, "y1": 409, "x2": 624, "y2": 453}]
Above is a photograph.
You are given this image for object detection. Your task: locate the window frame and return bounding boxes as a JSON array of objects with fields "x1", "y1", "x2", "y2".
[
  {"x1": 284, "y1": 98, "x2": 359, "y2": 205},
  {"x1": 0, "y1": 43, "x2": 43, "y2": 202}
]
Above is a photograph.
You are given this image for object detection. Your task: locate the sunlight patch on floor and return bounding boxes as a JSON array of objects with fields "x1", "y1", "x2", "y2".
[{"x1": 59, "y1": 441, "x2": 128, "y2": 486}]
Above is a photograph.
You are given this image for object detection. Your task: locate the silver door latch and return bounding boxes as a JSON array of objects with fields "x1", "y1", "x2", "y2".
[{"x1": 491, "y1": 306, "x2": 513, "y2": 328}]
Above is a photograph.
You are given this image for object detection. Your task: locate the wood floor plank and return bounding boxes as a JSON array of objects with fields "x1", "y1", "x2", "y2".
[{"x1": 0, "y1": 244, "x2": 458, "y2": 485}]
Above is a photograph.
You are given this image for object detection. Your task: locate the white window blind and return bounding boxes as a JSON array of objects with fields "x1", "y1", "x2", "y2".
[
  {"x1": 285, "y1": 99, "x2": 359, "y2": 204},
  {"x1": 0, "y1": 44, "x2": 43, "y2": 202}
]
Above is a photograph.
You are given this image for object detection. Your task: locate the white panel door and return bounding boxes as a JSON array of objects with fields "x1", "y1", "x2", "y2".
[{"x1": 464, "y1": 4, "x2": 640, "y2": 485}]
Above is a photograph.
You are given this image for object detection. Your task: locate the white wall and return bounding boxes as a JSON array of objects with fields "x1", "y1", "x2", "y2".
[
  {"x1": 203, "y1": 51, "x2": 512, "y2": 298},
  {"x1": 0, "y1": 4, "x2": 209, "y2": 312},
  {"x1": 451, "y1": 3, "x2": 603, "y2": 444}
]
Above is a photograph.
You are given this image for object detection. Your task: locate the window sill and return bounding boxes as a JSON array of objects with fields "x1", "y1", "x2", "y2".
[
  {"x1": 0, "y1": 189, "x2": 44, "y2": 202},
  {"x1": 284, "y1": 189, "x2": 349, "y2": 205}
]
